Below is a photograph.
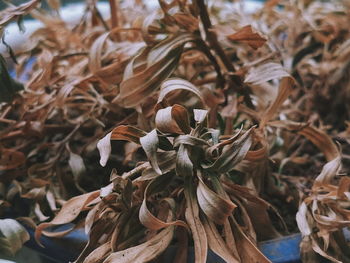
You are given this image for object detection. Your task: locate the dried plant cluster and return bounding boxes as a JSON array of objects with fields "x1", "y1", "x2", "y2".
[{"x1": 0, "y1": 0, "x2": 350, "y2": 262}]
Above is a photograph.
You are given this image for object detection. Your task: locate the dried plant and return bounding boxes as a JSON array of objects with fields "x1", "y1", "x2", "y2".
[
  {"x1": 36, "y1": 101, "x2": 285, "y2": 263},
  {"x1": 0, "y1": 0, "x2": 349, "y2": 262}
]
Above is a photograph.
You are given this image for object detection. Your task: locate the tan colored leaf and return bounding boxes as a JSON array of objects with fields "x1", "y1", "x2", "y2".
[
  {"x1": 206, "y1": 128, "x2": 253, "y2": 173},
  {"x1": 84, "y1": 201, "x2": 104, "y2": 235},
  {"x1": 298, "y1": 126, "x2": 339, "y2": 162},
  {"x1": 173, "y1": 226, "x2": 189, "y2": 263},
  {"x1": 89, "y1": 32, "x2": 111, "y2": 74},
  {"x1": 231, "y1": 218, "x2": 271, "y2": 263},
  {"x1": 35, "y1": 190, "x2": 100, "y2": 244},
  {"x1": 140, "y1": 129, "x2": 162, "y2": 175},
  {"x1": 244, "y1": 63, "x2": 290, "y2": 86},
  {"x1": 314, "y1": 157, "x2": 341, "y2": 186},
  {"x1": 0, "y1": 0, "x2": 40, "y2": 27},
  {"x1": 139, "y1": 197, "x2": 187, "y2": 230},
  {"x1": 227, "y1": 25, "x2": 267, "y2": 49},
  {"x1": 97, "y1": 125, "x2": 148, "y2": 168},
  {"x1": 97, "y1": 132, "x2": 112, "y2": 167},
  {"x1": 337, "y1": 177, "x2": 350, "y2": 199},
  {"x1": 184, "y1": 181, "x2": 208, "y2": 263},
  {"x1": 174, "y1": 135, "x2": 210, "y2": 148},
  {"x1": 21, "y1": 187, "x2": 46, "y2": 200},
  {"x1": 193, "y1": 109, "x2": 208, "y2": 124},
  {"x1": 139, "y1": 179, "x2": 187, "y2": 230},
  {"x1": 103, "y1": 226, "x2": 175, "y2": 263},
  {"x1": 260, "y1": 77, "x2": 295, "y2": 128},
  {"x1": 157, "y1": 78, "x2": 205, "y2": 107},
  {"x1": 0, "y1": 219, "x2": 30, "y2": 256},
  {"x1": 83, "y1": 242, "x2": 111, "y2": 263},
  {"x1": 197, "y1": 175, "x2": 236, "y2": 225},
  {"x1": 139, "y1": 151, "x2": 176, "y2": 181},
  {"x1": 176, "y1": 144, "x2": 193, "y2": 177},
  {"x1": 115, "y1": 33, "x2": 196, "y2": 108},
  {"x1": 46, "y1": 190, "x2": 57, "y2": 212},
  {"x1": 202, "y1": 215, "x2": 240, "y2": 263},
  {"x1": 311, "y1": 238, "x2": 343, "y2": 263},
  {"x1": 173, "y1": 12, "x2": 199, "y2": 32},
  {"x1": 299, "y1": 236, "x2": 320, "y2": 263},
  {"x1": 155, "y1": 104, "x2": 191, "y2": 134},
  {"x1": 296, "y1": 202, "x2": 312, "y2": 237},
  {"x1": 223, "y1": 219, "x2": 240, "y2": 259}
]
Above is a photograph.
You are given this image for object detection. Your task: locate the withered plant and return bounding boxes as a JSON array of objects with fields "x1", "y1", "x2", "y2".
[{"x1": 0, "y1": 0, "x2": 349, "y2": 262}]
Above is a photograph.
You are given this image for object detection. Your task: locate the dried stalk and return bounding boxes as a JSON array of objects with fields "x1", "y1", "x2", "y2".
[{"x1": 194, "y1": 0, "x2": 253, "y2": 108}]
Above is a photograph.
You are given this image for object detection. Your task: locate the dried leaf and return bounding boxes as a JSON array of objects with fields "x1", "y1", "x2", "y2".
[
  {"x1": 202, "y1": 215, "x2": 240, "y2": 262},
  {"x1": 140, "y1": 129, "x2": 162, "y2": 175},
  {"x1": 83, "y1": 242, "x2": 111, "y2": 263},
  {"x1": 296, "y1": 202, "x2": 312, "y2": 237},
  {"x1": 97, "y1": 132, "x2": 112, "y2": 167},
  {"x1": 231, "y1": 218, "x2": 271, "y2": 263},
  {"x1": 35, "y1": 190, "x2": 100, "y2": 244},
  {"x1": 176, "y1": 144, "x2": 193, "y2": 177},
  {"x1": 140, "y1": 151, "x2": 176, "y2": 181},
  {"x1": 0, "y1": 219, "x2": 30, "y2": 256},
  {"x1": 197, "y1": 175, "x2": 236, "y2": 225},
  {"x1": 155, "y1": 104, "x2": 191, "y2": 134},
  {"x1": 67, "y1": 144, "x2": 86, "y2": 191},
  {"x1": 111, "y1": 125, "x2": 147, "y2": 144},
  {"x1": 0, "y1": 0, "x2": 40, "y2": 27},
  {"x1": 244, "y1": 63, "x2": 290, "y2": 86},
  {"x1": 260, "y1": 77, "x2": 295, "y2": 128},
  {"x1": 140, "y1": 193, "x2": 187, "y2": 230},
  {"x1": 103, "y1": 226, "x2": 175, "y2": 263},
  {"x1": 184, "y1": 181, "x2": 208, "y2": 263},
  {"x1": 205, "y1": 128, "x2": 253, "y2": 173},
  {"x1": 157, "y1": 78, "x2": 205, "y2": 107},
  {"x1": 314, "y1": 156, "x2": 341, "y2": 186},
  {"x1": 298, "y1": 126, "x2": 339, "y2": 162},
  {"x1": 227, "y1": 25, "x2": 267, "y2": 49},
  {"x1": 116, "y1": 33, "x2": 196, "y2": 108},
  {"x1": 139, "y1": 171, "x2": 187, "y2": 230}
]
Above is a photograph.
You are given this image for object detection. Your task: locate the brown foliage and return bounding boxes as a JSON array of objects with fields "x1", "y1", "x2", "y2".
[{"x1": 0, "y1": 0, "x2": 349, "y2": 262}]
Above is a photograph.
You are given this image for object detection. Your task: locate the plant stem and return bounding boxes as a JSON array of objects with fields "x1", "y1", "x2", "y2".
[
  {"x1": 109, "y1": 0, "x2": 119, "y2": 29},
  {"x1": 109, "y1": 0, "x2": 121, "y2": 41},
  {"x1": 122, "y1": 162, "x2": 149, "y2": 180},
  {"x1": 195, "y1": 0, "x2": 236, "y2": 73},
  {"x1": 196, "y1": 39, "x2": 224, "y2": 88},
  {"x1": 194, "y1": 0, "x2": 254, "y2": 108}
]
